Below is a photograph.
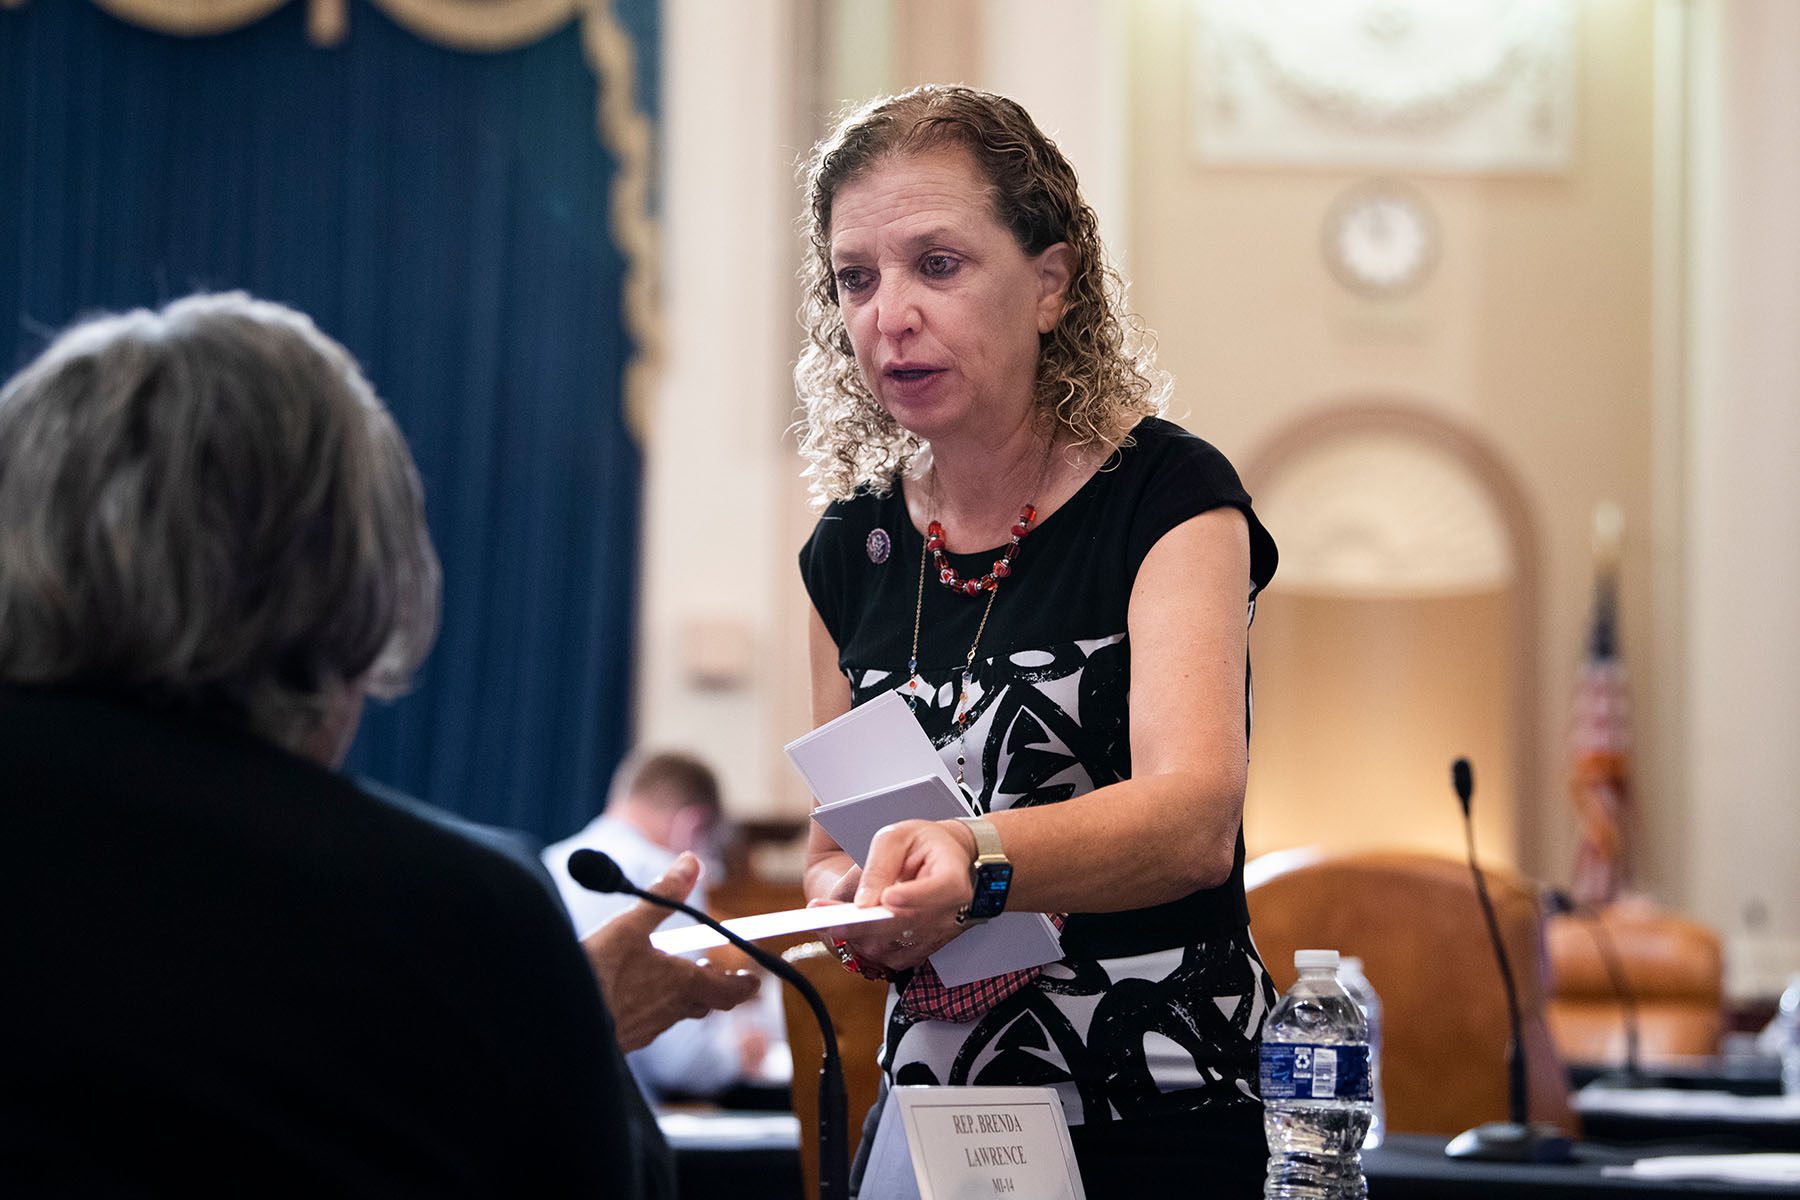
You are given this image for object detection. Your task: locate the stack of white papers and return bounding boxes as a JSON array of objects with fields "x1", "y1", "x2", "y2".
[
  {"x1": 1601, "y1": 1153, "x2": 1800, "y2": 1185},
  {"x1": 787, "y1": 691, "x2": 1063, "y2": 988}
]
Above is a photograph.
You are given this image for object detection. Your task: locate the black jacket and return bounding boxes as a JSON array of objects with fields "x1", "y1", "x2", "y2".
[{"x1": 1, "y1": 685, "x2": 670, "y2": 1197}]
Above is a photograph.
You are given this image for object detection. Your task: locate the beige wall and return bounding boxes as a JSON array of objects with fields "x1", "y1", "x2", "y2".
[
  {"x1": 1248, "y1": 590, "x2": 1516, "y2": 860},
  {"x1": 1123, "y1": 0, "x2": 1657, "y2": 888},
  {"x1": 1681, "y1": 0, "x2": 1800, "y2": 995},
  {"x1": 636, "y1": 0, "x2": 811, "y2": 817}
]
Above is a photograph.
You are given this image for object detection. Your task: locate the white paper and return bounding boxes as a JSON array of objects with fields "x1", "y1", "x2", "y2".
[
  {"x1": 926, "y1": 913, "x2": 1065, "y2": 988},
  {"x1": 812, "y1": 775, "x2": 973, "y2": 862},
  {"x1": 649, "y1": 902, "x2": 895, "y2": 955},
  {"x1": 861, "y1": 1086, "x2": 1086, "y2": 1200},
  {"x1": 1601, "y1": 1154, "x2": 1800, "y2": 1185},
  {"x1": 655, "y1": 1111, "x2": 801, "y2": 1151},
  {"x1": 791, "y1": 690, "x2": 1064, "y2": 988},
  {"x1": 785, "y1": 690, "x2": 959, "y2": 803}
]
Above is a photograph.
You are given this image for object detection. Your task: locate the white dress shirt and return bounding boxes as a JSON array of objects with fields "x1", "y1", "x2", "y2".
[{"x1": 541, "y1": 814, "x2": 743, "y2": 1099}]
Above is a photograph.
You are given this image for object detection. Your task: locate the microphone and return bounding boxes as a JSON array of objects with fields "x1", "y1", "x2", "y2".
[
  {"x1": 1443, "y1": 758, "x2": 1574, "y2": 1163},
  {"x1": 569, "y1": 850, "x2": 849, "y2": 1200},
  {"x1": 1545, "y1": 889, "x2": 1646, "y2": 1088},
  {"x1": 567, "y1": 848, "x2": 633, "y2": 895}
]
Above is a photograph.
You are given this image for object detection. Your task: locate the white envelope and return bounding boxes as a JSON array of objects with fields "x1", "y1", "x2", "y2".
[
  {"x1": 649, "y1": 902, "x2": 895, "y2": 955},
  {"x1": 785, "y1": 690, "x2": 959, "y2": 804}
]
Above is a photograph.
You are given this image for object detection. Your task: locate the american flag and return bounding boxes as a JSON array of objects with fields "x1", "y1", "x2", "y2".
[{"x1": 1569, "y1": 567, "x2": 1632, "y2": 906}]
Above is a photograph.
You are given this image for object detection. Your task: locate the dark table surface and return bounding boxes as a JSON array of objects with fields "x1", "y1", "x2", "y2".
[
  {"x1": 1569, "y1": 1058, "x2": 1786, "y2": 1097},
  {"x1": 666, "y1": 1116, "x2": 1800, "y2": 1199},
  {"x1": 1574, "y1": 1081, "x2": 1800, "y2": 1152},
  {"x1": 1366, "y1": 1133, "x2": 1799, "y2": 1198}
]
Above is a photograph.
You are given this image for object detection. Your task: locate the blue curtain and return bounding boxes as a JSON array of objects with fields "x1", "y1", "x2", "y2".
[{"x1": 0, "y1": 0, "x2": 655, "y2": 842}]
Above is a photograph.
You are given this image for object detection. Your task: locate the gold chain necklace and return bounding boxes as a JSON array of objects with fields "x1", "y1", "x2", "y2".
[{"x1": 905, "y1": 445, "x2": 1055, "y2": 785}]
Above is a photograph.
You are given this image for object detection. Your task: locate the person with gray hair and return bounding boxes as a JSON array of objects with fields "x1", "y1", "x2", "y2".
[
  {"x1": 0, "y1": 292, "x2": 439, "y2": 761},
  {"x1": 0, "y1": 292, "x2": 751, "y2": 1194}
]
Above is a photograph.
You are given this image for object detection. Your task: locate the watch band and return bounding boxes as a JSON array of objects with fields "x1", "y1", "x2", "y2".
[
  {"x1": 956, "y1": 815, "x2": 1012, "y2": 923},
  {"x1": 958, "y1": 815, "x2": 1006, "y2": 863}
]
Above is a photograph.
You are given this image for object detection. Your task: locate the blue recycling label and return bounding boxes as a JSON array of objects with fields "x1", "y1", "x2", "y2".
[{"x1": 1259, "y1": 1042, "x2": 1372, "y2": 1102}]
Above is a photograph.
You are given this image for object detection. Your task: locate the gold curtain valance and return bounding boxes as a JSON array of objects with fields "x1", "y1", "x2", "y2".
[
  {"x1": 91, "y1": 0, "x2": 574, "y2": 50},
  {"x1": 91, "y1": 0, "x2": 289, "y2": 38},
  {"x1": 66, "y1": 0, "x2": 662, "y2": 442}
]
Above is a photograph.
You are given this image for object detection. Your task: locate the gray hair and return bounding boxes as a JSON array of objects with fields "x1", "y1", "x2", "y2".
[{"x1": 0, "y1": 292, "x2": 440, "y2": 753}]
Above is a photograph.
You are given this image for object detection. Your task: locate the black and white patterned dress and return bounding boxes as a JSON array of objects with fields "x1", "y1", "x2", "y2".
[{"x1": 800, "y1": 417, "x2": 1281, "y2": 1130}]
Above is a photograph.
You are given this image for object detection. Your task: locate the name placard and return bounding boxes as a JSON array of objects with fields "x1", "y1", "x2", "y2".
[{"x1": 860, "y1": 1086, "x2": 1085, "y2": 1200}]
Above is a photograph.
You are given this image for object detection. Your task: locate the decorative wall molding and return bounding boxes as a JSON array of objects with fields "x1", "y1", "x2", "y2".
[
  {"x1": 66, "y1": 0, "x2": 662, "y2": 444},
  {"x1": 1193, "y1": 0, "x2": 1576, "y2": 173},
  {"x1": 1253, "y1": 429, "x2": 1513, "y2": 596}
]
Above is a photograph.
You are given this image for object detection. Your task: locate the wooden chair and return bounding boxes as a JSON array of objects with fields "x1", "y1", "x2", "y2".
[
  {"x1": 1546, "y1": 896, "x2": 1724, "y2": 1066},
  {"x1": 1246, "y1": 848, "x2": 1574, "y2": 1137},
  {"x1": 780, "y1": 941, "x2": 890, "y2": 1200}
]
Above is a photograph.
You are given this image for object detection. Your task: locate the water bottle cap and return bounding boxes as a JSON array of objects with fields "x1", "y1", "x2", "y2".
[{"x1": 1294, "y1": 949, "x2": 1340, "y2": 971}]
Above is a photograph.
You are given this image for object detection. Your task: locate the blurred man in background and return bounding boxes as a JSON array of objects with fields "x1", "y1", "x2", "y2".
[{"x1": 544, "y1": 751, "x2": 780, "y2": 1101}]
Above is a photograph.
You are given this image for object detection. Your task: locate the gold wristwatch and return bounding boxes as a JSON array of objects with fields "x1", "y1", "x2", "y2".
[{"x1": 956, "y1": 815, "x2": 1012, "y2": 923}]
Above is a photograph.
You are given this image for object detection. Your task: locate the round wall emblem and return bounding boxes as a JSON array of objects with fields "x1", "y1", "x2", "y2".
[{"x1": 865, "y1": 527, "x2": 891, "y2": 565}]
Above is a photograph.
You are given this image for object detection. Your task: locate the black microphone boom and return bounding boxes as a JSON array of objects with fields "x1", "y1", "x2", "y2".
[
  {"x1": 1545, "y1": 888, "x2": 1645, "y2": 1088},
  {"x1": 1443, "y1": 758, "x2": 1574, "y2": 1164},
  {"x1": 568, "y1": 849, "x2": 850, "y2": 1200}
]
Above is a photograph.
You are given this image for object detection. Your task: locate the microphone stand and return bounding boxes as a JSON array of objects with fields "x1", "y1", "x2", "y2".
[
  {"x1": 1546, "y1": 889, "x2": 1646, "y2": 1089},
  {"x1": 568, "y1": 850, "x2": 849, "y2": 1200},
  {"x1": 1444, "y1": 758, "x2": 1574, "y2": 1164}
]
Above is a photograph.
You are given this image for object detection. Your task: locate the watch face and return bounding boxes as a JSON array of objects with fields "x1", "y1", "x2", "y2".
[
  {"x1": 968, "y1": 862, "x2": 1013, "y2": 919},
  {"x1": 1323, "y1": 180, "x2": 1438, "y2": 297}
]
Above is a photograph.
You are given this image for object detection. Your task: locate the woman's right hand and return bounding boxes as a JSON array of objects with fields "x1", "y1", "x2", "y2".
[
  {"x1": 814, "y1": 819, "x2": 980, "y2": 978},
  {"x1": 809, "y1": 864, "x2": 888, "y2": 980}
]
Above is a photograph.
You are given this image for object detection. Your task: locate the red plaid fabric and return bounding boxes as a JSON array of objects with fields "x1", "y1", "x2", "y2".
[{"x1": 897, "y1": 915, "x2": 1066, "y2": 1023}]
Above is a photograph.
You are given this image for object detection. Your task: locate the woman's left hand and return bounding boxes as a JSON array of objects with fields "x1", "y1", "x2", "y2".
[{"x1": 819, "y1": 818, "x2": 975, "y2": 977}]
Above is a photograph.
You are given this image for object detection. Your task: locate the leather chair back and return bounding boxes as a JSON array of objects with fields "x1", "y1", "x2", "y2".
[
  {"x1": 1246, "y1": 847, "x2": 1573, "y2": 1137},
  {"x1": 1546, "y1": 897, "x2": 1724, "y2": 1065}
]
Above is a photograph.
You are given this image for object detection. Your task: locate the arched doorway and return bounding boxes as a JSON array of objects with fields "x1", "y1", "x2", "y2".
[{"x1": 1243, "y1": 402, "x2": 1541, "y2": 865}]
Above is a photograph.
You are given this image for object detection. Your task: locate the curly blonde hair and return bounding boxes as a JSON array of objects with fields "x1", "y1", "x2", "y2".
[{"x1": 795, "y1": 85, "x2": 1170, "y2": 507}]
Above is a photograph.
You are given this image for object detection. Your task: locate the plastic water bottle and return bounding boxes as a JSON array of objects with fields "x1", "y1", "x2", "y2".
[
  {"x1": 1338, "y1": 957, "x2": 1384, "y2": 1149},
  {"x1": 1774, "y1": 974, "x2": 1800, "y2": 1096},
  {"x1": 1261, "y1": 949, "x2": 1373, "y2": 1199}
]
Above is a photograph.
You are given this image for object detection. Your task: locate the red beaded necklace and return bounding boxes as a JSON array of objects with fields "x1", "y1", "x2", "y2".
[
  {"x1": 924, "y1": 503, "x2": 1039, "y2": 596},
  {"x1": 906, "y1": 465, "x2": 1048, "y2": 785}
]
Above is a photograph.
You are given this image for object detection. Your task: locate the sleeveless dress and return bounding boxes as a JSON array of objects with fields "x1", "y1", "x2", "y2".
[{"x1": 800, "y1": 417, "x2": 1280, "y2": 1131}]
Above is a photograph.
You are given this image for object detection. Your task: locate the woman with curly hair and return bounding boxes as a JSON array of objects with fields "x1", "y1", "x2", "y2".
[{"x1": 795, "y1": 86, "x2": 1281, "y2": 1193}]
